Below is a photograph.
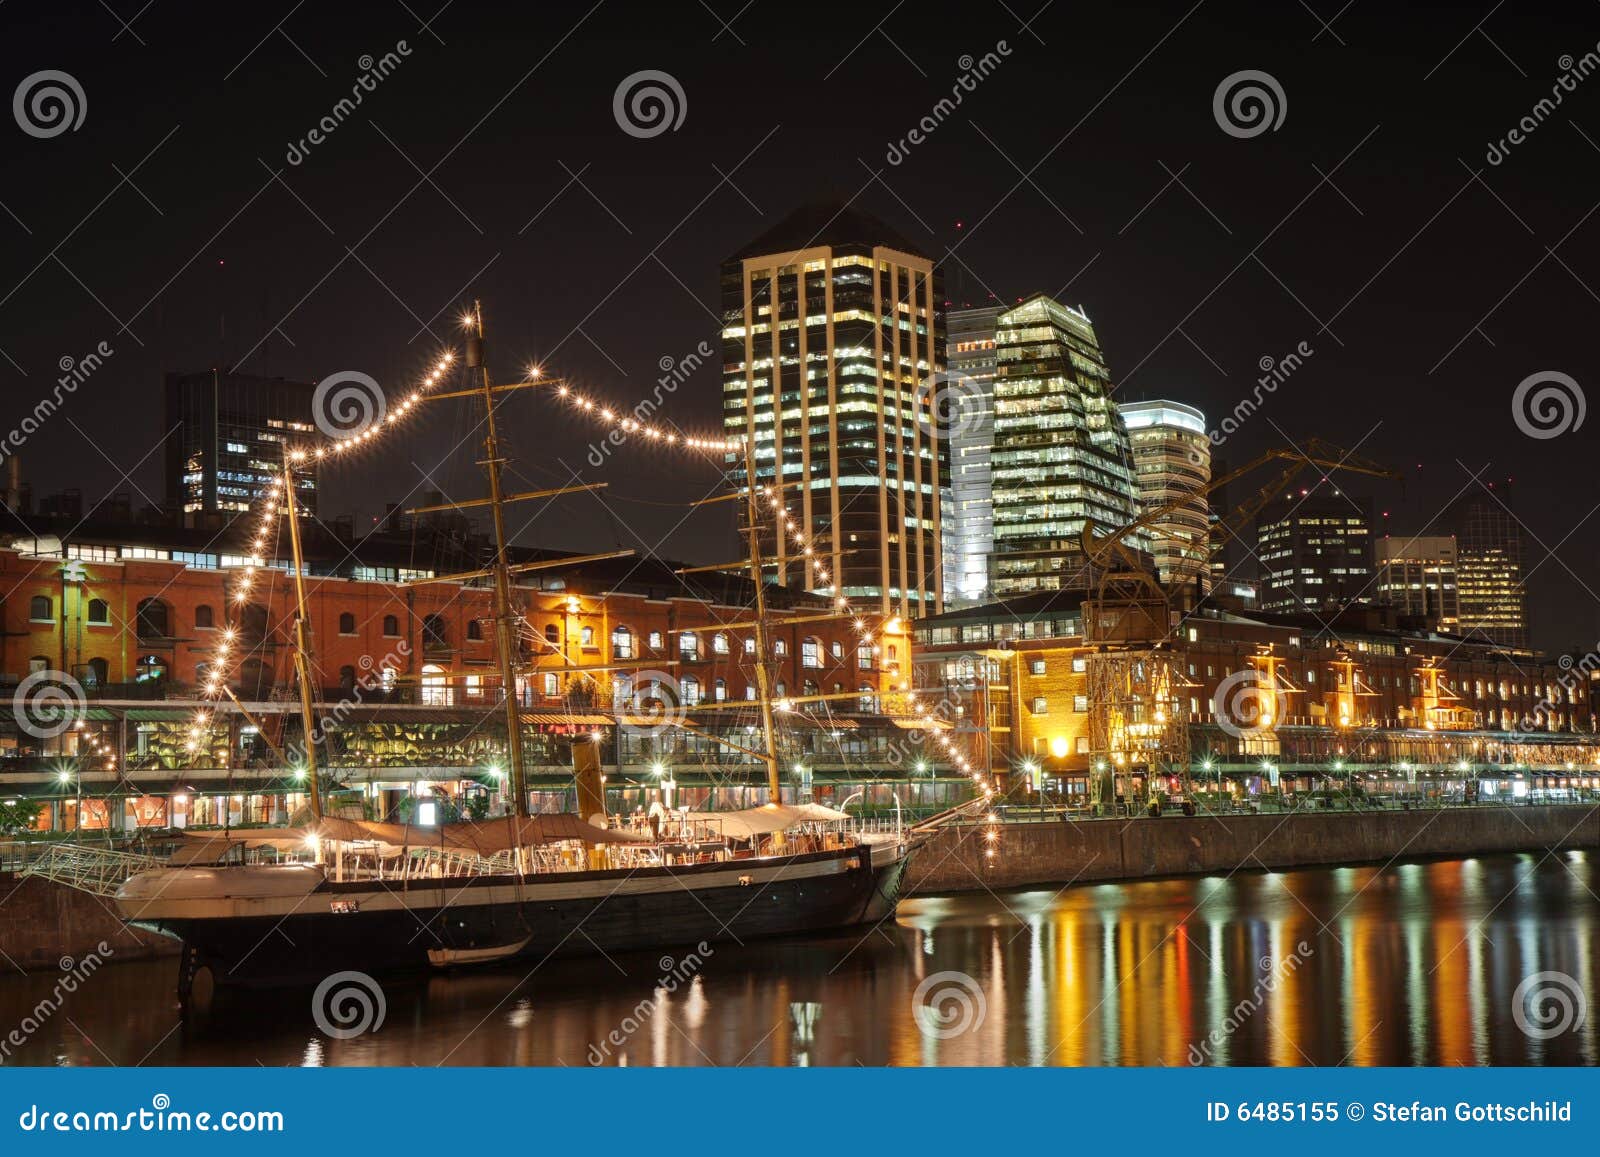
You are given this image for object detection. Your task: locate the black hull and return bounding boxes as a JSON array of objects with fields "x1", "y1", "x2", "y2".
[{"x1": 133, "y1": 844, "x2": 913, "y2": 988}]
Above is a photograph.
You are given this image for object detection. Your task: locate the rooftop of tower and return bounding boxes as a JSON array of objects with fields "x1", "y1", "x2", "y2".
[{"x1": 725, "y1": 200, "x2": 927, "y2": 264}]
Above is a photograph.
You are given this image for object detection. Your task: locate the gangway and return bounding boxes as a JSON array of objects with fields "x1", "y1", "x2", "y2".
[{"x1": 19, "y1": 843, "x2": 166, "y2": 897}]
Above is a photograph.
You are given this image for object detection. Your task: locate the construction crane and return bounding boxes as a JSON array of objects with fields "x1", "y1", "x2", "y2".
[{"x1": 1080, "y1": 436, "x2": 1402, "y2": 813}]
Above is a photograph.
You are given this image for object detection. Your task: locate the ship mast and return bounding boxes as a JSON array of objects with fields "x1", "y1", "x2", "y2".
[
  {"x1": 281, "y1": 451, "x2": 323, "y2": 822},
  {"x1": 741, "y1": 438, "x2": 783, "y2": 805},
  {"x1": 464, "y1": 301, "x2": 532, "y2": 819}
]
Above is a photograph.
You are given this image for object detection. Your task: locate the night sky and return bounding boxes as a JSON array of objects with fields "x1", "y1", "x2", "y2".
[{"x1": 2, "y1": 1, "x2": 1598, "y2": 651}]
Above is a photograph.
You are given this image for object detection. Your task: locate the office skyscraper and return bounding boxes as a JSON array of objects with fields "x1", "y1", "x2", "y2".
[
  {"x1": 1119, "y1": 400, "x2": 1211, "y2": 588},
  {"x1": 164, "y1": 370, "x2": 318, "y2": 526},
  {"x1": 1375, "y1": 535, "x2": 1460, "y2": 631},
  {"x1": 988, "y1": 293, "x2": 1141, "y2": 595},
  {"x1": 1450, "y1": 485, "x2": 1528, "y2": 648},
  {"x1": 720, "y1": 203, "x2": 946, "y2": 616},
  {"x1": 1255, "y1": 488, "x2": 1373, "y2": 612},
  {"x1": 945, "y1": 304, "x2": 1003, "y2": 604}
]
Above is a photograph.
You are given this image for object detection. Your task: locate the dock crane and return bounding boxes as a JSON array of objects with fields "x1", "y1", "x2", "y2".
[{"x1": 1080, "y1": 436, "x2": 1402, "y2": 811}]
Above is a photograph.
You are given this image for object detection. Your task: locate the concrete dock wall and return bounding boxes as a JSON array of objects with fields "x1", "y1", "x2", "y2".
[
  {"x1": 904, "y1": 804, "x2": 1600, "y2": 896},
  {"x1": 0, "y1": 873, "x2": 178, "y2": 972}
]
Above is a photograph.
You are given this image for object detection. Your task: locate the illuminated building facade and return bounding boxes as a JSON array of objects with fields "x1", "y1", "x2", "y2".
[
  {"x1": 1256, "y1": 489, "x2": 1373, "y2": 612},
  {"x1": 989, "y1": 293, "x2": 1142, "y2": 595},
  {"x1": 1374, "y1": 535, "x2": 1460, "y2": 632},
  {"x1": 1451, "y1": 488, "x2": 1528, "y2": 649},
  {"x1": 913, "y1": 592, "x2": 1591, "y2": 797},
  {"x1": 721, "y1": 203, "x2": 946, "y2": 617},
  {"x1": 945, "y1": 304, "x2": 1003, "y2": 605},
  {"x1": 1119, "y1": 400, "x2": 1211, "y2": 587},
  {"x1": 164, "y1": 370, "x2": 318, "y2": 525}
]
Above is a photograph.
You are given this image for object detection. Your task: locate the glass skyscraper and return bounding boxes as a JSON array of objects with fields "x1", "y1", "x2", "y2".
[
  {"x1": 945, "y1": 304, "x2": 1003, "y2": 604},
  {"x1": 1119, "y1": 400, "x2": 1211, "y2": 588},
  {"x1": 988, "y1": 294, "x2": 1141, "y2": 595},
  {"x1": 720, "y1": 203, "x2": 946, "y2": 617}
]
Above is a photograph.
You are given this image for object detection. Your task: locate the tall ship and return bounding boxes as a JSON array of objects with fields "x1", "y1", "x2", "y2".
[{"x1": 105, "y1": 303, "x2": 977, "y2": 1002}]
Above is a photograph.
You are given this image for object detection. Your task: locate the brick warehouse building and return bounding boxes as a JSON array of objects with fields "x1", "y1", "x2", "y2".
[
  {"x1": 912, "y1": 590, "x2": 1599, "y2": 804},
  {"x1": 0, "y1": 519, "x2": 949, "y2": 833}
]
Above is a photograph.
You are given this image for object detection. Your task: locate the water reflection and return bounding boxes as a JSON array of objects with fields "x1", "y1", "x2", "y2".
[{"x1": 1, "y1": 854, "x2": 1595, "y2": 1066}]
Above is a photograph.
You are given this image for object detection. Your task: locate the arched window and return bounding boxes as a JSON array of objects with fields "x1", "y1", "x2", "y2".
[
  {"x1": 544, "y1": 624, "x2": 560, "y2": 644},
  {"x1": 195, "y1": 604, "x2": 214, "y2": 629},
  {"x1": 28, "y1": 595, "x2": 52, "y2": 622},
  {"x1": 136, "y1": 655, "x2": 167, "y2": 683},
  {"x1": 135, "y1": 598, "x2": 170, "y2": 639},
  {"x1": 774, "y1": 681, "x2": 786, "y2": 697},
  {"x1": 238, "y1": 603, "x2": 268, "y2": 640},
  {"x1": 713, "y1": 632, "x2": 729, "y2": 655},
  {"x1": 338, "y1": 611, "x2": 357, "y2": 635},
  {"x1": 773, "y1": 638, "x2": 787, "y2": 658},
  {"x1": 338, "y1": 664, "x2": 357, "y2": 692},
  {"x1": 714, "y1": 677, "x2": 727, "y2": 702},
  {"x1": 679, "y1": 633, "x2": 700, "y2": 661},
  {"x1": 235, "y1": 659, "x2": 270, "y2": 697},
  {"x1": 743, "y1": 637, "x2": 755, "y2": 655},
  {"x1": 382, "y1": 614, "x2": 400, "y2": 637},
  {"x1": 580, "y1": 625, "x2": 595, "y2": 647},
  {"x1": 801, "y1": 637, "x2": 822, "y2": 668},
  {"x1": 803, "y1": 679, "x2": 818, "y2": 696},
  {"x1": 611, "y1": 625, "x2": 633, "y2": 658},
  {"x1": 422, "y1": 614, "x2": 448, "y2": 649},
  {"x1": 86, "y1": 598, "x2": 110, "y2": 626},
  {"x1": 420, "y1": 663, "x2": 450, "y2": 706},
  {"x1": 85, "y1": 657, "x2": 109, "y2": 686},
  {"x1": 680, "y1": 676, "x2": 701, "y2": 705},
  {"x1": 467, "y1": 619, "x2": 483, "y2": 641},
  {"x1": 858, "y1": 684, "x2": 878, "y2": 712},
  {"x1": 28, "y1": 655, "x2": 48, "y2": 673}
]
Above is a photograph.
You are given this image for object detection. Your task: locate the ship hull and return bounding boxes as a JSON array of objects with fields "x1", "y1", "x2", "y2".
[{"x1": 118, "y1": 840, "x2": 913, "y2": 989}]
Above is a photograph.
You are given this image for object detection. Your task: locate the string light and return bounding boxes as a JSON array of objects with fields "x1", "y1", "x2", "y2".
[
  {"x1": 549, "y1": 381, "x2": 738, "y2": 453},
  {"x1": 183, "y1": 353, "x2": 458, "y2": 763}
]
